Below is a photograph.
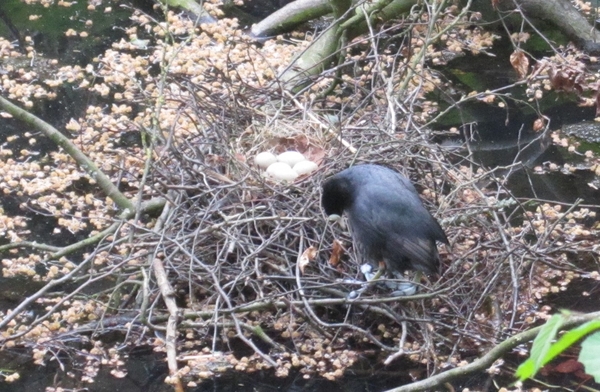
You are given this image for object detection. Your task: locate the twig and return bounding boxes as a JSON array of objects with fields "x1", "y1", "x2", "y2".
[
  {"x1": 383, "y1": 310, "x2": 600, "y2": 392},
  {"x1": 0, "y1": 95, "x2": 134, "y2": 212},
  {"x1": 150, "y1": 193, "x2": 184, "y2": 392}
]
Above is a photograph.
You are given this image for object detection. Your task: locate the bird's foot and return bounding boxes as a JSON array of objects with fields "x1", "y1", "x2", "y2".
[
  {"x1": 346, "y1": 265, "x2": 421, "y2": 299},
  {"x1": 390, "y1": 282, "x2": 418, "y2": 296},
  {"x1": 345, "y1": 264, "x2": 378, "y2": 299}
]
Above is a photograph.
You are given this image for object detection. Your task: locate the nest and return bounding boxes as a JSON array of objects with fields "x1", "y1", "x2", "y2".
[{"x1": 133, "y1": 76, "x2": 600, "y2": 380}]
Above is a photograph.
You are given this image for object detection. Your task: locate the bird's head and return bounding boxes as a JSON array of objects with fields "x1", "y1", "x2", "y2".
[{"x1": 321, "y1": 174, "x2": 354, "y2": 217}]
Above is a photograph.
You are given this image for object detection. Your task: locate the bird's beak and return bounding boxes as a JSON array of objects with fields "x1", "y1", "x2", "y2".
[{"x1": 327, "y1": 214, "x2": 341, "y2": 222}]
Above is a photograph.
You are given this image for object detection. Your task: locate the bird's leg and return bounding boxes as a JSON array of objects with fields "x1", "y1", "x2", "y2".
[
  {"x1": 347, "y1": 261, "x2": 385, "y2": 299},
  {"x1": 375, "y1": 262, "x2": 420, "y2": 296},
  {"x1": 371, "y1": 261, "x2": 386, "y2": 281},
  {"x1": 389, "y1": 270, "x2": 421, "y2": 296},
  {"x1": 413, "y1": 270, "x2": 423, "y2": 284},
  {"x1": 349, "y1": 263, "x2": 422, "y2": 298}
]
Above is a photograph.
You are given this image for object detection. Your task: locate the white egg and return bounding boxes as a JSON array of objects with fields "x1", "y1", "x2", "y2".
[
  {"x1": 254, "y1": 151, "x2": 277, "y2": 169},
  {"x1": 277, "y1": 151, "x2": 305, "y2": 166},
  {"x1": 293, "y1": 160, "x2": 318, "y2": 175},
  {"x1": 265, "y1": 162, "x2": 298, "y2": 182}
]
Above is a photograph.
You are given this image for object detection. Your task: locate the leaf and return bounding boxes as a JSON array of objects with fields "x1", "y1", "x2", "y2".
[
  {"x1": 552, "y1": 359, "x2": 583, "y2": 374},
  {"x1": 510, "y1": 50, "x2": 529, "y2": 79},
  {"x1": 540, "y1": 318, "x2": 600, "y2": 373},
  {"x1": 532, "y1": 118, "x2": 545, "y2": 132},
  {"x1": 580, "y1": 330, "x2": 600, "y2": 382},
  {"x1": 547, "y1": 66, "x2": 584, "y2": 94},
  {"x1": 328, "y1": 239, "x2": 344, "y2": 267},
  {"x1": 516, "y1": 313, "x2": 564, "y2": 380},
  {"x1": 549, "y1": 67, "x2": 575, "y2": 91},
  {"x1": 516, "y1": 316, "x2": 600, "y2": 381},
  {"x1": 298, "y1": 246, "x2": 317, "y2": 275}
]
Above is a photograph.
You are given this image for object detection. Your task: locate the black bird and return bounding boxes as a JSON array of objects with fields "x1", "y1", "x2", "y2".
[{"x1": 322, "y1": 164, "x2": 448, "y2": 276}]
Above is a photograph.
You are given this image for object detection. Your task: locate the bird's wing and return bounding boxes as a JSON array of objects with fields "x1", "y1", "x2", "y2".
[
  {"x1": 388, "y1": 233, "x2": 440, "y2": 273},
  {"x1": 350, "y1": 184, "x2": 445, "y2": 272}
]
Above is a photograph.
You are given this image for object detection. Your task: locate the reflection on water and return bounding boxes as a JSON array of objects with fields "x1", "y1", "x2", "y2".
[
  {"x1": 543, "y1": 277, "x2": 600, "y2": 313},
  {"x1": 441, "y1": 107, "x2": 600, "y2": 207},
  {"x1": 0, "y1": 346, "x2": 169, "y2": 392}
]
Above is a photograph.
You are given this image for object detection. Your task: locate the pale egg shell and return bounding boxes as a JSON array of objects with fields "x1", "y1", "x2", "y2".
[
  {"x1": 277, "y1": 151, "x2": 305, "y2": 166},
  {"x1": 254, "y1": 151, "x2": 277, "y2": 169},
  {"x1": 293, "y1": 160, "x2": 318, "y2": 175},
  {"x1": 266, "y1": 162, "x2": 298, "y2": 182}
]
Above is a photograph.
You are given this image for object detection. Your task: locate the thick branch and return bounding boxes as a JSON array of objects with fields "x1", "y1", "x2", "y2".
[
  {"x1": 0, "y1": 95, "x2": 135, "y2": 213},
  {"x1": 497, "y1": 0, "x2": 600, "y2": 53},
  {"x1": 276, "y1": 0, "x2": 417, "y2": 89},
  {"x1": 251, "y1": 0, "x2": 333, "y2": 38}
]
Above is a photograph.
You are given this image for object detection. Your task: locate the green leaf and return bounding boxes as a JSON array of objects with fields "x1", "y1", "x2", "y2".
[
  {"x1": 516, "y1": 313, "x2": 564, "y2": 380},
  {"x1": 516, "y1": 317, "x2": 600, "y2": 381},
  {"x1": 580, "y1": 331, "x2": 600, "y2": 382},
  {"x1": 547, "y1": 320, "x2": 600, "y2": 361}
]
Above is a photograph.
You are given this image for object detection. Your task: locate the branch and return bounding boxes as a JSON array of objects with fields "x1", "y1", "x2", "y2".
[
  {"x1": 251, "y1": 0, "x2": 332, "y2": 38},
  {"x1": 0, "y1": 95, "x2": 135, "y2": 213},
  {"x1": 150, "y1": 193, "x2": 184, "y2": 392},
  {"x1": 500, "y1": 0, "x2": 600, "y2": 53},
  {"x1": 0, "y1": 198, "x2": 166, "y2": 260},
  {"x1": 383, "y1": 310, "x2": 600, "y2": 392}
]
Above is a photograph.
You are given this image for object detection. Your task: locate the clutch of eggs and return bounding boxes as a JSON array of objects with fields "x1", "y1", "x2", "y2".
[{"x1": 254, "y1": 151, "x2": 318, "y2": 181}]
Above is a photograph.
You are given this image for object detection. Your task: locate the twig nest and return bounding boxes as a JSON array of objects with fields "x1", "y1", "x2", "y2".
[
  {"x1": 277, "y1": 151, "x2": 305, "y2": 166},
  {"x1": 254, "y1": 151, "x2": 277, "y2": 169},
  {"x1": 293, "y1": 160, "x2": 318, "y2": 175},
  {"x1": 265, "y1": 162, "x2": 299, "y2": 182}
]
